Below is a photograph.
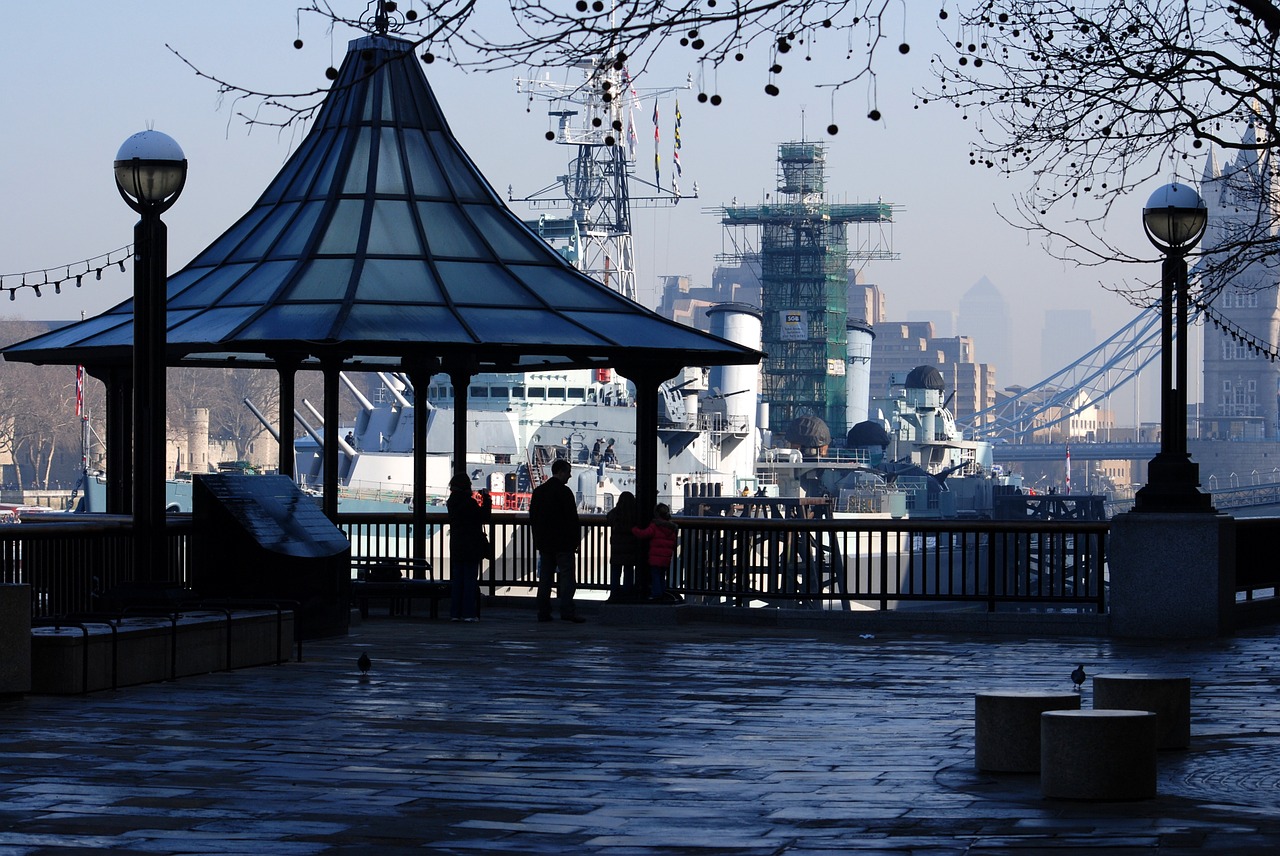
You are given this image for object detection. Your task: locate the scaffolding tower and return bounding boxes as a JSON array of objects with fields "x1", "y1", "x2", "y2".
[{"x1": 715, "y1": 142, "x2": 896, "y2": 441}]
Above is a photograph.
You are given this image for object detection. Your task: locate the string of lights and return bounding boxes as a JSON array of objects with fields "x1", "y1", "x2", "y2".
[
  {"x1": 1193, "y1": 296, "x2": 1280, "y2": 362},
  {"x1": 0, "y1": 245, "x2": 132, "y2": 301}
]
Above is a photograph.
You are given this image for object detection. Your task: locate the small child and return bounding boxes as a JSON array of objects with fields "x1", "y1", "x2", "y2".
[{"x1": 632, "y1": 503, "x2": 678, "y2": 601}]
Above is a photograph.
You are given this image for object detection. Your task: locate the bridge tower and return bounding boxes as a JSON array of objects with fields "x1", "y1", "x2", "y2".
[{"x1": 1200, "y1": 120, "x2": 1280, "y2": 441}]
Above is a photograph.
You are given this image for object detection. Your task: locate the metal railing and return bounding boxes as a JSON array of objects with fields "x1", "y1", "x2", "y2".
[
  {"x1": 334, "y1": 512, "x2": 1109, "y2": 613},
  {"x1": 13, "y1": 510, "x2": 1280, "y2": 621},
  {"x1": 2, "y1": 516, "x2": 191, "y2": 618}
]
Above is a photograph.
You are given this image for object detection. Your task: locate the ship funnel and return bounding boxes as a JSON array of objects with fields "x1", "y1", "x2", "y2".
[
  {"x1": 846, "y1": 319, "x2": 875, "y2": 430},
  {"x1": 707, "y1": 303, "x2": 762, "y2": 446}
]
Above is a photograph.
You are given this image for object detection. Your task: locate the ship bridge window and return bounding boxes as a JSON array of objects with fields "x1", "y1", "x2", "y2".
[
  {"x1": 529, "y1": 388, "x2": 546, "y2": 399},
  {"x1": 511, "y1": 386, "x2": 526, "y2": 399},
  {"x1": 568, "y1": 388, "x2": 586, "y2": 400},
  {"x1": 469, "y1": 386, "x2": 489, "y2": 398},
  {"x1": 548, "y1": 388, "x2": 566, "y2": 399},
  {"x1": 490, "y1": 387, "x2": 509, "y2": 398}
]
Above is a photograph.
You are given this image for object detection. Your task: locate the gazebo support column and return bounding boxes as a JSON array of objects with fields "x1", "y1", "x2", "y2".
[
  {"x1": 405, "y1": 357, "x2": 440, "y2": 574},
  {"x1": 619, "y1": 362, "x2": 678, "y2": 523},
  {"x1": 276, "y1": 357, "x2": 301, "y2": 480},
  {"x1": 321, "y1": 361, "x2": 341, "y2": 520},
  {"x1": 446, "y1": 357, "x2": 475, "y2": 479}
]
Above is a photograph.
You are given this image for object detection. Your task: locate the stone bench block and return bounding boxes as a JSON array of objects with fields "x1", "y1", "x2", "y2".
[
  {"x1": 31, "y1": 610, "x2": 294, "y2": 694},
  {"x1": 1041, "y1": 709, "x2": 1158, "y2": 800},
  {"x1": 1093, "y1": 673, "x2": 1191, "y2": 749},
  {"x1": 974, "y1": 690, "x2": 1081, "y2": 772}
]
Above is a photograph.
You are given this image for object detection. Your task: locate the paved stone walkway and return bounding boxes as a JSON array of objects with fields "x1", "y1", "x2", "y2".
[{"x1": 2, "y1": 606, "x2": 1280, "y2": 854}]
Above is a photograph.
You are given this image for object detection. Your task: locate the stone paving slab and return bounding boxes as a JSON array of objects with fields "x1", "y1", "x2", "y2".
[{"x1": 1, "y1": 605, "x2": 1279, "y2": 853}]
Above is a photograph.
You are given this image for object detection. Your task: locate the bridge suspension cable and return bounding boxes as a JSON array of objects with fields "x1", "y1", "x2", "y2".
[{"x1": 967, "y1": 303, "x2": 1201, "y2": 441}]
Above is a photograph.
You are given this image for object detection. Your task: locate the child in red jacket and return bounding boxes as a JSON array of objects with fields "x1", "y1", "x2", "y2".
[{"x1": 632, "y1": 503, "x2": 678, "y2": 600}]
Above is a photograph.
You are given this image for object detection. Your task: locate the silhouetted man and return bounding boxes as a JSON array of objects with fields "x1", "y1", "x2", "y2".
[{"x1": 529, "y1": 458, "x2": 584, "y2": 623}]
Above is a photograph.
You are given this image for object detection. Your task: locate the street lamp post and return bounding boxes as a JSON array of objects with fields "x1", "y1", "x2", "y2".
[
  {"x1": 1133, "y1": 182, "x2": 1214, "y2": 513},
  {"x1": 115, "y1": 131, "x2": 187, "y2": 582}
]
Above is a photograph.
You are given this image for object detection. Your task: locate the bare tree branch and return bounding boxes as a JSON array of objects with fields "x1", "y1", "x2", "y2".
[{"x1": 921, "y1": 1, "x2": 1280, "y2": 304}]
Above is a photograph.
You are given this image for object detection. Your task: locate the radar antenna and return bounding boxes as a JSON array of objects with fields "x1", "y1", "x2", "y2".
[{"x1": 514, "y1": 60, "x2": 692, "y2": 302}]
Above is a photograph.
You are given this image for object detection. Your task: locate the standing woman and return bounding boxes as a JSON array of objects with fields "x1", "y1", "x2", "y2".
[
  {"x1": 447, "y1": 474, "x2": 491, "y2": 622},
  {"x1": 606, "y1": 491, "x2": 640, "y2": 600}
]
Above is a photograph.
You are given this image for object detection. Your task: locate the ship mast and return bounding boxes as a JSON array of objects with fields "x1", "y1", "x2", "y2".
[{"x1": 513, "y1": 60, "x2": 692, "y2": 302}]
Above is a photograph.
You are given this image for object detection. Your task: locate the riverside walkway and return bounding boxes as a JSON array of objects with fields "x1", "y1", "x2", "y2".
[{"x1": 1, "y1": 606, "x2": 1279, "y2": 854}]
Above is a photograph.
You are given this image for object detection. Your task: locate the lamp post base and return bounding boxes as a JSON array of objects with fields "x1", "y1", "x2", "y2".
[{"x1": 1133, "y1": 455, "x2": 1215, "y2": 513}]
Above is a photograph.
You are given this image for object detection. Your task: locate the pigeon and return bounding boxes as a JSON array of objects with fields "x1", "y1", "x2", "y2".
[
  {"x1": 1070, "y1": 664, "x2": 1086, "y2": 691},
  {"x1": 357, "y1": 652, "x2": 371, "y2": 676}
]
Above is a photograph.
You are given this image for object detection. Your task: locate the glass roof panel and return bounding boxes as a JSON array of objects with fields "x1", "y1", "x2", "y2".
[
  {"x1": 366, "y1": 200, "x2": 421, "y2": 255},
  {"x1": 390, "y1": 61, "x2": 422, "y2": 127},
  {"x1": 79, "y1": 323, "x2": 136, "y2": 348},
  {"x1": 434, "y1": 261, "x2": 530, "y2": 305},
  {"x1": 428, "y1": 132, "x2": 486, "y2": 201},
  {"x1": 231, "y1": 202, "x2": 301, "y2": 261},
  {"x1": 235, "y1": 304, "x2": 340, "y2": 340},
  {"x1": 317, "y1": 200, "x2": 364, "y2": 254},
  {"x1": 311, "y1": 133, "x2": 345, "y2": 200},
  {"x1": 161, "y1": 308, "x2": 199, "y2": 330},
  {"x1": 218, "y1": 261, "x2": 296, "y2": 305},
  {"x1": 402, "y1": 129, "x2": 449, "y2": 198},
  {"x1": 458, "y1": 308, "x2": 602, "y2": 345},
  {"x1": 463, "y1": 205, "x2": 556, "y2": 263},
  {"x1": 361, "y1": 74, "x2": 378, "y2": 122},
  {"x1": 11, "y1": 313, "x2": 125, "y2": 350},
  {"x1": 375, "y1": 128, "x2": 406, "y2": 194},
  {"x1": 189, "y1": 206, "x2": 272, "y2": 267},
  {"x1": 162, "y1": 267, "x2": 206, "y2": 302},
  {"x1": 167, "y1": 306, "x2": 260, "y2": 342},
  {"x1": 342, "y1": 127, "x2": 373, "y2": 194},
  {"x1": 379, "y1": 73, "x2": 394, "y2": 121},
  {"x1": 417, "y1": 201, "x2": 489, "y2": 259},
  {"x1": 566, "y1": 311, "x2": 732, "y2": 350},
  {"x1": 342, "y1": 304, "x2": 468, "y2": 340},
  {"x1": 281, "y1": 129, "x2": 334, "y2": 201},
  {"x1": 168, "y1": 263, "x2": 255, "y2": 309},
  {"x1": 272, "y1": 201, "x2": 325, "y2": 257},
  {"x1": 507, "y1": 264, "x2": 626, "y2": 310},
  {"x1": 355, "y1": 259, "x2": 442, "y2": 302},
  {"x1": 283, "y1": 259, "x2": 354, "y2": 301}
]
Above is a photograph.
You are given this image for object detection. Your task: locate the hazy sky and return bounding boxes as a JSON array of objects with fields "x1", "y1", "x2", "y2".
[{"x1": 0, "y1": 2, "x2": 1178, "y2": 402}]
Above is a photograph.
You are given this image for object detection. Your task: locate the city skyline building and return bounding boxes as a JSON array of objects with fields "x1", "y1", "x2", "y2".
[{"x1": 958, "y1": 276, "x2": 1014, "y2": 385}]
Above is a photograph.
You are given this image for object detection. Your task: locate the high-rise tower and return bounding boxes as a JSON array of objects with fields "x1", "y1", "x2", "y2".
[{"x1": 715, "y1": 142, "x2": 895, "y2": 441}]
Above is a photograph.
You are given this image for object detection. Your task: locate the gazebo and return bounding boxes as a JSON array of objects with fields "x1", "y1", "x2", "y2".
[{"x1": 3, "y1": 28, "x2": 760, "y2": 567}]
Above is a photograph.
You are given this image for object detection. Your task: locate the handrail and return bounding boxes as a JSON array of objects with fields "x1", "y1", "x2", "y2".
[{"x1": 13, "y1": 510, "x2": 1280, "y2": 623}]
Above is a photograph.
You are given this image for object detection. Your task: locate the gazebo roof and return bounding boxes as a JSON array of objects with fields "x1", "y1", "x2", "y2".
[{"x1": 5, "y1": 35, "x2": 758, "y2": 374}]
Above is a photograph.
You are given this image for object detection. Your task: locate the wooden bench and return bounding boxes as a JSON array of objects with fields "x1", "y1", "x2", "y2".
[
  {"x1": 1041, "y1": 709, "x2": 1158, "y2": 800},
  {"x1": 350, "y1": 556, "x2": 450, "y2": 620}
]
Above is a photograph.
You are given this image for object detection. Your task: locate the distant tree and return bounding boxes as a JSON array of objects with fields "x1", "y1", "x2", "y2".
[
  {"x1": 923, "y1": 1, "x2": 1280, "y2": 303},
  {"x1": 0, "y1": 319, "x2": 99, "y2": 489}
]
